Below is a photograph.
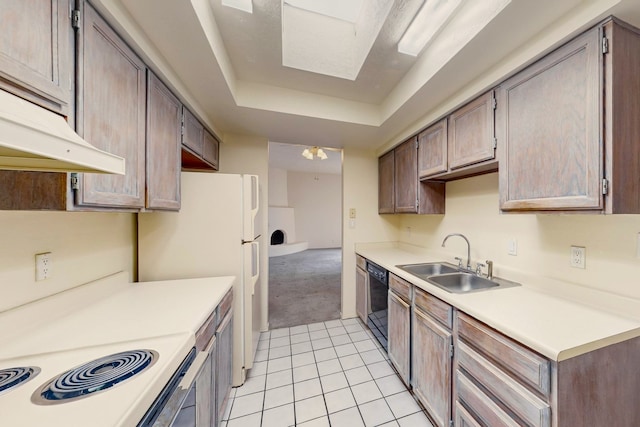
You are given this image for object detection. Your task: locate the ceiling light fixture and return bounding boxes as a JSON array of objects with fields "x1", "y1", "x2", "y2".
[
  {"x1": 302, "y1": 146, "x2": 328, "y2": 160},
  {"x1": 222, "y1": 0, "x2": 253, "y2": 14},
  {"x1": 398, "y1": 0, "x2": 464, "y2": 56}
]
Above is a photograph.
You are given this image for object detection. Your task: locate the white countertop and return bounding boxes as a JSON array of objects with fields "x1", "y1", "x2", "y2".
[
  {"x1": 0, "y1": 272, "x2": 235, "y2": 426},
  {"x1": 356, "y1": 242, "x2": 640, "y2": 361}
]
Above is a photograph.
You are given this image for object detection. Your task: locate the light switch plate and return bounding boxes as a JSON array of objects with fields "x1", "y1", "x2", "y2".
[{"x1": 507, "y1": 238, "x2": 517, "y2": 256}]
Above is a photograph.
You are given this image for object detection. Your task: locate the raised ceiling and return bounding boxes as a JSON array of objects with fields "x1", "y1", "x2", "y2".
[{"x1": 93, "y1": 0, "x2": 640, "y2": 152}]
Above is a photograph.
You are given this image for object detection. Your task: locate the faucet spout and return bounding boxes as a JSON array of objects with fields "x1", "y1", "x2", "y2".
[{"x1": 442, "y1": 233, "x2": 471, "y2": 270}]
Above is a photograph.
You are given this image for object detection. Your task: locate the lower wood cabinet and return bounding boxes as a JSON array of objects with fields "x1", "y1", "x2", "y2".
[
  {"x1": 412, "y1": 306, "x2": 453, "y2": 427},
  {"x1": 215, "y1": 308, "x2": 233, "y2": 423},
  {"x1": 388, "y1": 274, "x2": 411, "y2": 387},
  {"x1": 355, "y1": 258, "x2": 369, "y2": 324}
]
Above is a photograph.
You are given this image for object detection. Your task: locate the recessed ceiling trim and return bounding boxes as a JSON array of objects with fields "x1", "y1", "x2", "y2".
[
  {"x1": 221, "y1": 0, "x2": 253, "y2": 14},
  {"x1": 398, "y1": 0, "x2": 465, "y2": 56}
]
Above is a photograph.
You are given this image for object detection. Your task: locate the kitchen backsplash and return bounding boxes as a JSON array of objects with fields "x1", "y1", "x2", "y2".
[
  {"x1": 399, "y1": 173, "x2": 640, "y2": 300},
  {"x1": 0, "y1": 211, "x2": 135, "y2": 312}
]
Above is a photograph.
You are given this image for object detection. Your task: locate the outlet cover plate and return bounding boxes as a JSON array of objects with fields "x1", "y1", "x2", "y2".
[{"x1": 570, "y1": 246, "x2": 586, "y2": 269}]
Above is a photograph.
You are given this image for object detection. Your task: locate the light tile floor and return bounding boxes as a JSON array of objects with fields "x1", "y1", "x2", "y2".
[{"x1": 220, "y1": 318, "x2": 434, "y2": 427}]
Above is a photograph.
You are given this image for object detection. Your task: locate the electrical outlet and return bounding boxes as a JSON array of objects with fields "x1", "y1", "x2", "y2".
[
  {"x1": 570, "y1": 246, "x2": 586, "y2": 269},
  {"x1": 349, "y1": 208, "x2": 356, "y2": 219},
  {"x1": 507, "y1": 238, "x2": 518, "y2": 256},
  {"x1": 35, "y1": 252, "x2": 52, "y2": 281}
]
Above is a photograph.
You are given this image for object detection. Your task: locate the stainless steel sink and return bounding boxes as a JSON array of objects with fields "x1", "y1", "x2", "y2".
[
  {"x1": 396, "y1": 262, "x2": 458, "y2": 279},
  {"x1": 427, "y1": 273, "x2": 499, "y2": 293},
  {"x1": 396, "y1": 262, "x2": 520, "y2": 294}
]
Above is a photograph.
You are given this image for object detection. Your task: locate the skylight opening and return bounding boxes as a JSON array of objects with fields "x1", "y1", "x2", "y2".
[{"x1": 281, "y1": 0, "x2": 393, "y2": 80}]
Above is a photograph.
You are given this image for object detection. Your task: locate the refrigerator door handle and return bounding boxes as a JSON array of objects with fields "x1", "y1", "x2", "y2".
[{"x1": 251, "y1": 241, "x2": 259, "y2": 295}]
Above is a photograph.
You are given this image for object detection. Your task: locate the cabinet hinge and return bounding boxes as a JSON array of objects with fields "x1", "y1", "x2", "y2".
[
  {"x1": 450, "y1": 420, "x2": 454, "y2": 427},
  {"x1": 449, "y1": 342, "x2": 454, "y2": 358},
  {"x1": 493, "y1": 137, "x2": 498, "y2": 150},
  {"x1": 70, "y1": 173, "x2": 79, "y2": 191},
  {"x1": 492, "y1": 96, "x2": 497, "y2": 110},
  {"x1": 71, "y1": 9, "x2": 80, "y2": 30},
  {"x1": 602, "y1": 36, "x2": 609, "y2": 54},
  {"x1": 415, "y1": 139, "x2": 419, "y2": 149},
  {"x1": 602, "y1": 178, "x2": 609, "y2": 195}
]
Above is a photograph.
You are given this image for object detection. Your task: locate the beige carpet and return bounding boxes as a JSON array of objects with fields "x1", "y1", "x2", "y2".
[{"x1": 268, "y1": 248, "x2": 342, "y2": 329}]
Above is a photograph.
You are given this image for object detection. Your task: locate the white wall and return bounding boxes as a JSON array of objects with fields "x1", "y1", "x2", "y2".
[
  {"x1": 398, "y1": 173, "x2": 640, "y2": 300},
  {"x1": 0, "y1": 211, "x2": 136, "y2": 312},
  {"x1": 341, "y1": 147, "x2": 401, "y2": 318},
  {"x1": 268, "y1": 168, "x2": 288, "y2": 207},
  {"x1": 287, "y1": 171, "x2": 342, "y2": 249},
  {"x1": 219, "y1": 134, "x2": 271, "y2": 331}
]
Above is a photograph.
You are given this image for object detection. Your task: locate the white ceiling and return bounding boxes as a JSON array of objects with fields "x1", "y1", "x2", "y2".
[{"x1": 93, "y1": 0, "x2": 640, "y2": 157}]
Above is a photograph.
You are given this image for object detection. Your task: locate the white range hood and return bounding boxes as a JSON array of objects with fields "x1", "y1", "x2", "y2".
[{"x1": 0, "y1": 90, "x2": 125, "y2": 174}]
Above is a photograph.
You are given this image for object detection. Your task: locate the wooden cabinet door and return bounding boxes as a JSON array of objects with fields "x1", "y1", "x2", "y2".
[
  {"x1": 413, "y1": 308, "x2": 452, "y2": 427},
  {"x1": 203, "y1": 129, "x2": 219, "y2": 171},
  {"x1": 146, "y1": 71, "x2": 181, "y2": 210},
  {"x1": 216, "y1": 310, "x2": 233, "y2": 423},
  {"x1": 183, "y1": 107, "x2": 204, "y2": 155},
  {"x1": 394, "y1": 138, "x2": 418, "y2": 213},
  {"x1": 448, "y1": 91, "x2": 496, "y2": 170},
  {"x1": 75, "y1": 1, "x2": 146, "y2": 208},
  {"x1": 355, "y1": 266, "x2": 368, "y2": 324},
  {"x1": 378, "y1": 150, "x2": 395, "y2": 214},
  {"x1": 0, "y1": 0, "x2": 72, "y2": 115},
  {"x1": 195, "y1": 338, "x2": 216, "y2": 427},
  {"x1": 498, "y1": 27, "x2": 602, "y2": 211},
  {"x1": 388, "y1": 291, "x2": 410, "y2": 386},
  {"x1": 418, "y1": 118, "x2": 448, "y2": 178}
]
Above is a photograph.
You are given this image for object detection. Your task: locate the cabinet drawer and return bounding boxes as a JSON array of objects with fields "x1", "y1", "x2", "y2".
[
  {"x1": 455, "y1": 401, "x2": 483, "y2": 427},
  {"x1": 414, "y1": 287, "x2": 452, "y2": 328},
  {"x1": 356, "y1": 255, "x2": 367, "y2": 271},
  {"x1": 389, "y1": 274, "x2": 411, "y2": 301},
  {"x1": 196, "y1": 308, "x2": 218, "y2": 352},
  {"x1": 457, "y1": 312, "x2": 550, "y2": 397},
  {"x1": 457, "y1": 341, "x2": 551, "y2": 427},
  {"x1": 218, "y1": 289, "x2": 233, "y2": 321},
  {"x1": 456, "y1": 373, "x2": 520, "y2": 427}
]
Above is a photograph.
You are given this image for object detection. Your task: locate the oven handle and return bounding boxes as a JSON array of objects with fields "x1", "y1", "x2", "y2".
[
  {"x1": 178, "y1": 336, "x2": 216, "y2": 390},
  {"x1": 139, "y1": 335, "x2": 217, "y2": 427}
]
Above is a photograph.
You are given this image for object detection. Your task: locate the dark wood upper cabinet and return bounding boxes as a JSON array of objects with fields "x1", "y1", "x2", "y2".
[
  {"x1": 419, "y1": 92, "x2": 497, "y2": 181},
  {"x1": 395, "y1": 138, "x2": 419, "y2": 213},
  {"x1": 448, "y1": 91, "x2": 496, "y2": 170},
  {"x1": 498, "y1": 18, "x2": 640, "y2": 213},
  {"x1": 379, "y1": 138, "x2": 445, "y2": 215},
  {"x1": 182, "y1": 107, "x2": 220, "y2": 171},
  {"x1": 74, "y1": 0, "x2": 146, "y2": 209},
  {"x1": 418, "y1": 118, "x2": 448, "y2": 178},
  {"x1": 378, "y1": 150, "x2": 395, "y2": 214},
  {"x1": 146, "y1": 71, "x2": 181, "y2": 211},
  {"x1": 0, "y1": 0, "x2": 73, "y2": 115}
]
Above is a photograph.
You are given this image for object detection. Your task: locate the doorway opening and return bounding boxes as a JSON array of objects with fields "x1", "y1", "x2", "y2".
[{"x1": 267, "y1": 142, "x2": 343, "y2": 329}]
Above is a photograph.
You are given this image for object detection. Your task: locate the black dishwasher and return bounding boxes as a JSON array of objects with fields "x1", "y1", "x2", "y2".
[{"x1": 366, "y1": 261, "x2": 388, "y2": 351}]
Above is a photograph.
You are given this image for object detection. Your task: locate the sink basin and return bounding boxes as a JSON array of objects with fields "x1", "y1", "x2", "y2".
[
  {"x1": 427, "y1": 273, "x2": 499, "y2": 293},
  {"x1": 396, "y1": 262, "x2": 458, "y2": 279}
]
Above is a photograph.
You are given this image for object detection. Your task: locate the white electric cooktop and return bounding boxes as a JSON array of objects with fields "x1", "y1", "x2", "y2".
[{"x1": 0, "y1": 272, "x2": 234, "y2": 427}]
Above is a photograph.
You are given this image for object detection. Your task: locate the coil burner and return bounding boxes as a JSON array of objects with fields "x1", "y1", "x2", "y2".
[
  {"x1": 32, "y1": 349, "x2": 158, "y2": 405},
  {"x1": 0, "y1": 366, "x2": 41, "y2": 395}
]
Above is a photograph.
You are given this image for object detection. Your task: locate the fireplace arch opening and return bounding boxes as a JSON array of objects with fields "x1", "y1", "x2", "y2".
[{"x1": 270, "y1": 230, "x2": 285, "y2": 245}]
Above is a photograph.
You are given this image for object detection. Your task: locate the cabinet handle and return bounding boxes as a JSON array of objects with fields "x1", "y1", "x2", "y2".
[{"x1": 389, "y1": 290, "x2": 410, "y2": 308}]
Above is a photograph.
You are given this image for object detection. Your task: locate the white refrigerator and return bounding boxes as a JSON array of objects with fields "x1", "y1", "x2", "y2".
[{"x1": 138, "y1": 172, "x2": 261, "y2": 386}]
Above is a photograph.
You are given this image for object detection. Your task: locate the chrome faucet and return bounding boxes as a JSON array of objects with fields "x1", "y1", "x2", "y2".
[{"x1": 441, "y1": 233, "x2": 471, "y2": 270}]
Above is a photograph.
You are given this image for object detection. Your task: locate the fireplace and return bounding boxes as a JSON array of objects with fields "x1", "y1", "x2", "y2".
[{"x1": 271, "y1": 230, "x2": 285, "y2": 245}]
